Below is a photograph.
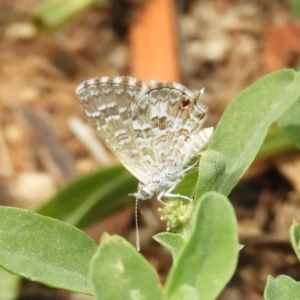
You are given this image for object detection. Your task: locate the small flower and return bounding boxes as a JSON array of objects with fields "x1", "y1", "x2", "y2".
[{"x1": 159, "y1": 199, "x2": 194, "y2": 236}]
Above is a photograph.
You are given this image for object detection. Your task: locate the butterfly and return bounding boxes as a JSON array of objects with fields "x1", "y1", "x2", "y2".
[{"x1": 76, "y1": 76, "x2": 213, "y2": 203}]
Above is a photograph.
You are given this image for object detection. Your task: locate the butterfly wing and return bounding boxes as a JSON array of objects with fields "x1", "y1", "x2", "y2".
[
  {"x1": 132, "y1": 81, "x2": 211, "y2": 174},
  {"x1": 76, "y1": 76, "x2": 150, "y2": 183}
]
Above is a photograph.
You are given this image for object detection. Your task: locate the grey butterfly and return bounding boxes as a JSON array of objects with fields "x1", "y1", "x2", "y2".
[{"x1": 76, "y1": 76, "x2": 213, "y2": 203}]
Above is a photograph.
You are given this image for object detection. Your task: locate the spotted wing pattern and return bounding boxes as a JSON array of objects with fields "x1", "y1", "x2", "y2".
[
  {"x1": 76, "y1": 76, "x2": 213, "y2": 191},
  {"x1": 76, "y1": 76, "x2": 150, "y2": 183},
  {"x1": 132, "y1": 80, "x2": 211, "y2": 177}
]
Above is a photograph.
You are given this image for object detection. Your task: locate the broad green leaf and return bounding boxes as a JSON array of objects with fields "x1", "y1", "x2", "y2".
[
  {"x1": 290, "y1": 220, "x2": 300, "y2": 262},
  {"x1": 278, "y1": 97, "x2": 300, "y2": 149},
  {"x1": 257, "y1": 126, "x2": 294, "y2": 158},
  {"x1": 208, "y1": 69, "x2": 300, "y2": 195},
  {"x1": 90, "y1": 233, "x2": 164, "y2": 300},
  {"x1": 0, "y1": 268, "x2": 20, "y2": 300},
  {"x1": 36, "y1": 164, "x2": 136, "y2": 228},
  {"x1": 264, "y1": 275, "x2": 300, "y2": 300},
  {"x1": 153, "y1": 232, "x2": 185, "y2": 261},
  {"x1": 0, "y1": 207, "x2": 96, "y2": 295},
  {"x1": 165, "y1": 192, "x2": 239, "y2": 300},
  {"x1": 195, "y1": 150, "x2": 226, "y2": 198},
  {"x1": 169, "y1": 285, "x2": 199, "y2": 300}
]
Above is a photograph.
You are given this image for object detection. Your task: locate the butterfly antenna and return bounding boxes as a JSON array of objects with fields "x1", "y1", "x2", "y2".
[{"x1": 135, "y1": 197, "x2": 140, "y2": 251}]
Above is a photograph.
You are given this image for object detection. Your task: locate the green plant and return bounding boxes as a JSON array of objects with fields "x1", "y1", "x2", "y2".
[
  {"x1": 264, "y1": 222, "x2": 300, "y2": 300},
  {"x1": 0, "y1": 69, "x2": 300, "y2": 299},
  {"x1": 32, "y1": 0, "x2": 98, "y2": 32}
]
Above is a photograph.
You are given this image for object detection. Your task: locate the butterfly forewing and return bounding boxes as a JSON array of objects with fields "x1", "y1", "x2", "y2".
[{"x1": 76, "y1": 77, "x2": 150, "y2": 183}]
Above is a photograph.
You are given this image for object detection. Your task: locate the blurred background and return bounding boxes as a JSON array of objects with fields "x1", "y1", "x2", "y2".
[{"x1": 0, "y1": 0, "x2": 300, "y2": 299}]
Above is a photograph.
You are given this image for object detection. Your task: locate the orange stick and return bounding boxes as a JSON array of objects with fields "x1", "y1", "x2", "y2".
[{"x1": 129, "y1": 0, "x2": 180, "y2": 82}]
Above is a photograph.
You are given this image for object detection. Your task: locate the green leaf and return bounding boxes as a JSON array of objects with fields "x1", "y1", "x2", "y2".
[
  {"x1": 174, "y1": 170, "x2": 198, "y2": 199},
  {"x1": 257, "y1": 126, "x2": 295, "y2": 158},
  {"x1": 0, "y1": 207, "x2": 97, "y2": 295},
  {"x1": 36, "y1": 164, "x2": 137, "y2": 228},
  {"x1": 32, "y1": 0, "x2": 98, "y2": 32},
  {"x1": 208, "y1": 69, "x2": 300, "y2": 195},
  {"x1": 289, "y1": 0, "x2": 300, "y2": 19},
  {"x1": 0, "y1": 268, "x2": 21, "y2": 300},
  {"x1": 195, "y1": 150, "x2": 226, "y2": 198},
  {"x1": 290, "y1": 220, "x2": 300, "y2": 262},
  {"x1": 264, "y1": 275, "x2": 300, "y2": 300},
  {"x1": 90, "y1": 233, "x2": 164, "y2": 300},
  {"x1": 169, "y1": 285, "x2": 199, "y2": 300},
  {"x1": 153, "y1": 232, "x2": 185, "y2": 261},
  {"x1": 278, "y1": 97, "x2": 300, "y2": 149},
  {"x1": 165, "y1": 192, "x2": 239, "y2": 300}
]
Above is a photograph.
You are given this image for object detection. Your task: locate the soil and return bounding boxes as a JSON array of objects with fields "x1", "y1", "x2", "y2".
[{"x1": 1, "y1": 0, "x2": 300, "y2": 299}]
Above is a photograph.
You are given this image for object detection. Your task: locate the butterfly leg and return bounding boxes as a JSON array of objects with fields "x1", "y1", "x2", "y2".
[
  {"x1": 158, "y1": 185, "x2": 193, "y2": 202},
  {"x1": 156, "y1": 194, "x2": 167, "y2": 205},
  {"x1": 179, "y1": 159, "x2": 199, "y2": 176},
  {"x1": 165, "y1": 193, "x2": 193, "y2": 202}
]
